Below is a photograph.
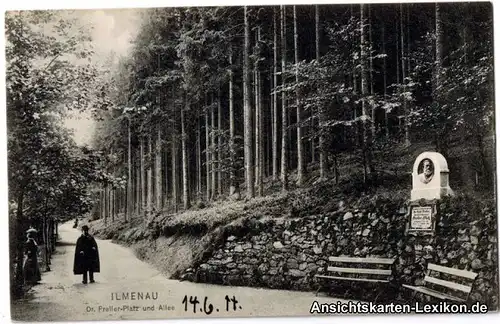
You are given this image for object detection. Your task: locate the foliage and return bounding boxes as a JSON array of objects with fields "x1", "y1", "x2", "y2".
[{"x1": 6, "y1": 10, "x2": 112, "y2": 297}]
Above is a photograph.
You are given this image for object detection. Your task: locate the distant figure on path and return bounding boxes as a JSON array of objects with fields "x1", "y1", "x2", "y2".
[
  {"x1": 23, "y1": 228, "x2": 41, "y2": 284},
  {"x1": 73, "y1": 225, "x2": 100, "y2": 284}
]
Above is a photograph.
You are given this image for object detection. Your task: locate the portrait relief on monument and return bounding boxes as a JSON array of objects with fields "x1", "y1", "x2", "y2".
[{"x1": 418, "y1": 158, "x2": 434, "y2": 184}]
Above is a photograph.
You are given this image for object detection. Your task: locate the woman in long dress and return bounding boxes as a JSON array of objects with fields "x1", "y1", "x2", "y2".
[{"x1": 23, "y1": 230, "x2": 41, "y2": 284}]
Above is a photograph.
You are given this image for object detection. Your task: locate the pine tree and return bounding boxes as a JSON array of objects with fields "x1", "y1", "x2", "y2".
[
  {"x1": 294, "y1": 5, "x2": 304, "y2": 186},
  {"x1": 243, "y1": 6, "x2": 255, "y2": 198},
  {"x1": 280, "y1": 5, "x2": 288, "y2": 191}
]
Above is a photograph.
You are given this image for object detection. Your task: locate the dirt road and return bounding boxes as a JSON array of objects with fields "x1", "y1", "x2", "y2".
[{"x1": 11, "y1": 222, "x2": 351, "y2": 321}]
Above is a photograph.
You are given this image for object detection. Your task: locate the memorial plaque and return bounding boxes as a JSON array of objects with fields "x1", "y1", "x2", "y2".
[
  {"x1": 410, "y1": 206, "x2": 433, "y2": 230},
  {"x1": 407, "y1": 202, "x2": 437, "y2": 235}
]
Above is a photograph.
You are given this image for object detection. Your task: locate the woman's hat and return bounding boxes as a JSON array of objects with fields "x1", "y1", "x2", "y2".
[
  {"x1": 81, "y1": 225, "x2": 89, "y2": 231},
  {"x1": 26, "y1": 228, "x2": 37, "y2": 234}
]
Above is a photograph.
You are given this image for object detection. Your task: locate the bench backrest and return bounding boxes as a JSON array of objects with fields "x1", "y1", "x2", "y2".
[
  {"x1": 326, "y1": 256, "x2": 396, "y2": 282},
  {"x1": 423, "y1": 263, "x2": 478, "y2": 301}
]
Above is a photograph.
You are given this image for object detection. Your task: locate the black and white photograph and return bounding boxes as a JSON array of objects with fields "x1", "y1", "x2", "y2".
[{"x1": 5, "y1": 1, "x2": 499, "y2": 322}]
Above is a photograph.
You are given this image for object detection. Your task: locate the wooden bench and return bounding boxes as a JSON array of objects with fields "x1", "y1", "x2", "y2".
[
  {"x1": 402, "y1": 263, "x2": 478, "y2": 302},
  {"x1": 315, "y1": 256, "x2": 396, "y2": 296}
]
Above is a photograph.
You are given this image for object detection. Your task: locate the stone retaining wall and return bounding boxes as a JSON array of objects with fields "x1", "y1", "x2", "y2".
[{"x1": 183, "y1": 195, "x2": 498, "y2": 309}]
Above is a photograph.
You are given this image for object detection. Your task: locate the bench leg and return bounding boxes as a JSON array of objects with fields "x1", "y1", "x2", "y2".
[{"x1": 407, "y1": 291, "x2": 418, "y2": 305}]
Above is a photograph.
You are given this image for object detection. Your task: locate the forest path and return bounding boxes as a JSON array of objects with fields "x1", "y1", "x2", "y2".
[{"x1": 11, "y1": 222, "x2": 353, "y2": 321}]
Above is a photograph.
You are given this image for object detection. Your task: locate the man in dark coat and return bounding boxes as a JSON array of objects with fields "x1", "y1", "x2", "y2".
[{"x1": 73, "y1": 225, "x2": 100, "y2": 284}]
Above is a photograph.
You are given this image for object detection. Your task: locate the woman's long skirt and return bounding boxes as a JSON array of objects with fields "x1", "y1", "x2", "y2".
[{"x1": 23, "y1": 256, "x2": 41, "y2": 284}]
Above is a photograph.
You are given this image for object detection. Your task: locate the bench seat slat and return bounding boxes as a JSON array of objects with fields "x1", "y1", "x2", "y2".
[
  {"x1": 424, "y1": 275, "x2": 472, "y2": 293},
  {"x1": 427, "y1": 263, "x2": 478, "y2": 280},
  {"x1": 402, "y1": 284, "x2": 465, "y2": 302},
  {"x1": 329, "y1": 256, "x2": 395, "y2": 264},
  {"x1": 315, "y1": 274, "x2": 390, "y2": 283},
  {"x1": 327, "y1": 266, "x2": 392, "y2": 276}
]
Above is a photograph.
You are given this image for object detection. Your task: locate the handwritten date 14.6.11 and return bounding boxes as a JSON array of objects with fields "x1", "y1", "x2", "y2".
[{"x1": 182, "y1": 295, "x2": 242, "y2": 315}]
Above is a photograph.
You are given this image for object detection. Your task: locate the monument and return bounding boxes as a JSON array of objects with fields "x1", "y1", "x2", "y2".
[
  {"x1": 411, "y1": 152, "x2": 454, "y2": 201},
  {"x1": 407, "y1": 152, "x2": 454, "y2": 236}
]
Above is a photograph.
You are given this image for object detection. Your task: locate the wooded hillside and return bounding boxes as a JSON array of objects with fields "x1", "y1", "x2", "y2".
[{"x1": 89, "y1": 3, "x2": 494, "y2": 223}]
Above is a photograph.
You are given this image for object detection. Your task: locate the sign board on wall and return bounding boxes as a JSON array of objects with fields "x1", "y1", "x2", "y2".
[
  {"x1": 406, "y1": 201, "x2": 438, "y2": 236},
  {"x1": 411, "y1": 206, "x2": 433, "y2": 230}
]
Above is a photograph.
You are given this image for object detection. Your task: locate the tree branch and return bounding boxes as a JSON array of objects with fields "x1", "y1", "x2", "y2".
[{"x1": 44, "y1": 53, "x2": 60, "y2": 72}]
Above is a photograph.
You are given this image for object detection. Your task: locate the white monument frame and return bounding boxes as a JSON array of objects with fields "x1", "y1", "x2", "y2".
[{"x1": 410, "y1": 152, "x2": 454, "y2": 201}]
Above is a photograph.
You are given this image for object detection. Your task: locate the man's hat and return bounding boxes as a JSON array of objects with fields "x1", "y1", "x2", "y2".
[{"x1": 81, "y1": 225, "x2": 89, "y2": 231}]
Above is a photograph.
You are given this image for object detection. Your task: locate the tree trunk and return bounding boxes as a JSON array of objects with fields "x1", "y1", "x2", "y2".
[
  {"x1": 196, "y1": 115, "x2": 202, "y2": 198},
  {"x1": 369, "y1": 4, "x2": 376, "y2": 138},
  {"x1": 155, "y1": 127, "x2": 162, "y2": 212},
  {"x1": 181, "y1": 100, "x2": 190, "y2": 210},
  {"x1": 172, "y1": 132, "x2": 178, "y2": 213},
  {"x1": 164, "y1": 136, "x2": 169, "y2": 207},
  {"x1": 107, "y1": 185, "x2": 110, "y2": 223},
  {"x1": 123, "y1": 187, "x2": 126, "y2": 216},
  {"x1": 294, "y1": 5, "x2": 304, "y2": 186},
  {"x1": 287, "y1": 93, "x2": 292, "y2": 171},
  {"x1": 42, "y1": 216, "x2": 50, "y2": 271},
  {"x1": 272, "y1": 9, "x2": 279, "y2": 181},
  {"x1": 229, "y1": 45, "x2": 237, "y2": 196},
  {"x1": 243, "y1": 6, "x2": 255, "y2": 198},
  {"x1": 112, "y1": 189, "x2": 115, "y2": 222},
  {"x1": 435, "y1": 3, "x2": 443, "y2": 100},
  {"x1": 257, "y1": 27, "x2": 264, "y2": 196},
  {"x1": 108, "y1": 185, "x2": 112, "y2": 223},
  {"x1": 13, "y1": 189, "x2": 25, "y2": 298},
  {"x1": 254, "y1": 62, "x2": 258, "y2": 189},
  {"x1": 407, "y1": 4, "x2": 411, "y2": 74},
  {"x1": 266, "y1": 76, "x2": 271, "y2": 179},
  {"x1": 254, "y1": 46, "x2": 258, "y2": 188},
  {"x1": 316, "y1": 4, "x2": 326, "y2": 180},
  {"x1": 217, "y1": 89, "x2": 222, "y2": 196},
  {"x1": 396, "y1": 15, "x2": 401, "y2": 136},
  {"x1": 435, "y1": 2, "x2": 445, "y2": 154},
  {"x1": 280, "y1": 5, "x2": 288, "y2": 191},
  {"x1": 117, "y1": 188, "x2": 121, "y2": 217},
  {"x1": 135, "y1": 155, "x2": 140, "y2": 216},
  {"x1": 104, "y1": 184, "x2": 108, "y2": 224},
  {"x1": 382, "y1": 24, "x2": 389, "y2": 138},
  {"x1": 360, "y1": 5, "x2": 368, "y2": 119},
  {"x1": 140, "y1": 139, "x2": 146, "y2": 217},
  {"x1": 210, "y1": 95, "x2": 216, "y2": 198},
  {"x1": 254, "y1": 27, "x2": 263, "y2": 196},
  {"x1": 49, "y1": 218, "x2": 55, "y2": 252},
  {"x1": 126, "y1": 118, "x2": 131, "y2": 222},
  {"x1": 406, "y1": 4, "x2": 412, "y2": 143},
  {"x1": 205, "y1": 106, "x2": 211, "y2": 200},
  {"x1": 147, "y1": 135, "x2": 153, "y2": 218},
  {"x1": 100, "y1": 185, "x2": 105, "y2": 220},
  {"x1": 401, "y1": 3, "x2": 410, "y2": 146},
  {"x1": 172, "y1": 104, "x2": 179, "y2": 212},
  {"x1": 111, "y1": 187, "x2": 115, "y2": 222},
  {"x1": 360, "y1": 4, "x2": 370, "y2": 183},
  {"x1": 351, "y1": 5, "x2": 359, "y2": 146},
  {"x1": 119, "y1": 188, "x2": 123, "y2": 217}
]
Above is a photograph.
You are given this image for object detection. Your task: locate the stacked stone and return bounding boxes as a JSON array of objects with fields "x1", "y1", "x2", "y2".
[
  {"x1": 177, "y1": 196, "x2": 497, "y2": 309},
  {"x1": 434, "y1": 196, "x2": 497, "y2": 308},
  {"x1": 191, "y1": 198, "x2": 406, "y2": 294}
]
